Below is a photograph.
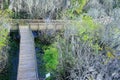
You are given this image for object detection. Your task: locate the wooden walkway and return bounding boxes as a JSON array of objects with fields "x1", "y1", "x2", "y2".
[{"x1": 17, "y1": 25, "x2": 38, "y2": 80}]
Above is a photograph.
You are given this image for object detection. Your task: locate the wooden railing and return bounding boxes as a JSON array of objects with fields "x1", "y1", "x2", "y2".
[
  {"x1": 10, "y1": 18, "x2": 112, "y2": 31},
  {"x1": 10, "y1": 19, "x2": 69, "y2": 31}
]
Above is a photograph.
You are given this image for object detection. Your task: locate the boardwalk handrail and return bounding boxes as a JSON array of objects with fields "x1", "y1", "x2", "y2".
[
  {"x1": 10, "y1": 19, "x2": 66, "y2": 24},
  {"x1": 10, "y1": 20, "x2": 83, "y2": 31},
  {"x1": 9, "y1": 16, "x2": 112, "y2": 24},
  {"x1": 9, "y1": 19, "x2": 84, "y2": 24},
  {"x1": 10, "y1": 18, "x2": 112, "y2": 31}
]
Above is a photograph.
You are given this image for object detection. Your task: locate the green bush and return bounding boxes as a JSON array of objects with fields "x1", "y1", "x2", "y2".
[
  {"x1": 43, "y1": 46, "x2": 58, "y2": 72},
  {"x1": 0, "y1": 28, "x2": 8, "y2": 50}
]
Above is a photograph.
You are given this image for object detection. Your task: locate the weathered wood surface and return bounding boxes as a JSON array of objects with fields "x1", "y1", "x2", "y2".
[
  {"x1": 17, "y1": 25, "x2": 38, "y2": 80},
  {"x1": 10, "y1": 18, "x2": 112, "y2": 31},
  {"x1": 11, "y1": 20, "x2": 65, "y2": 31},
  {"x1": 10, "y1": 20, "x2": 66, "y2": 31}
]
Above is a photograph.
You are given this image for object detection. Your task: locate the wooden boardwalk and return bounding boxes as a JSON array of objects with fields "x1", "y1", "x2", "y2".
[{"x1": 17, "y1": 25, "x2": 38, "y2": 80}]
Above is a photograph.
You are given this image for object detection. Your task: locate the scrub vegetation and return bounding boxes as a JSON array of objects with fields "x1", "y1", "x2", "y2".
[{"x1": 0, "y1": 0, "x2": 120, "y2": 80}]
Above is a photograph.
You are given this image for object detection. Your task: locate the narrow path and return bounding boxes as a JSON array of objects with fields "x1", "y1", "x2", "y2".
[{"x1": 17, "y1": 25, "x2": 38, "y2": 80}]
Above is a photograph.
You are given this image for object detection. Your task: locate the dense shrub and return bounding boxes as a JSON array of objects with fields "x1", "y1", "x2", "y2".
[
  {"x1": 9, "y1": 0, "x2": 70, "y2": 19},
  {"x1": 0, "y1": 10, "x2": 10, "y2": 72},
  {"x1": 59, "y1": 0, "x2": 88, "y2": 19},
  {"x1": 53, "y1": 17, "x2": 120, "y2": 80},
  {"x1": 43, "y1": 46, "x2": 58, "y2": 72},
  {"x1": 33, "y1": 0, "x2": 120, "y2": 80}
]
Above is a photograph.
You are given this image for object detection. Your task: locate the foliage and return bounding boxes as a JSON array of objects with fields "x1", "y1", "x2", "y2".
[
  {"x1": 0, "y1": 33, "x2": 19, "y2": 80},
  {"x1": 38, "y1": 30, "x2": 55, "y2": 45},
  {"x1": 9, "y1": 0, "x2": 88, "y2": 19},
  {"x1": 54, "y1": 19, "x2": 120, "y2": 80},
  {"x1": 53, "y1": 7, "x2": 120, "y2": 79},
  {"x1": 84, "y1": 0, "x2": 120, "y2": 24},
  {"x1": 0, "y1": 28, "x2": 8, "y2": 50},
  {"x1": 3, "y1": 0, "x2": 10, "y2": 9},
  {"x1": 37, "y1": 29, "x2": 62, "y2": 45},
  {"x1": 60, "y1": 0, "x2": 88, "y2": 19},
  {"x1": 71, "y1": 0, "x2": 88, "y2": 14},
  {"x1": 10, "y1": 0, "x2": 69, "y2": 19},
  {"x1": 43, "y1": 46, "x2": 58, "y2": 72},
  {"x1": 0, "y1": 10, "x2": 10, "y2": 50},
  {"x1": 0, "y1": 10, "x2": 10, "y2": 72},
  {"x1": 57, "y1": 0, "x2": 120, "y2": 79}
]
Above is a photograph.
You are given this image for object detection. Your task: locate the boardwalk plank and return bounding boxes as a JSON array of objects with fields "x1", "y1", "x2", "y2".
[{"x1": 17, "y1": 25, "x2": 38, "y2": 80}]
